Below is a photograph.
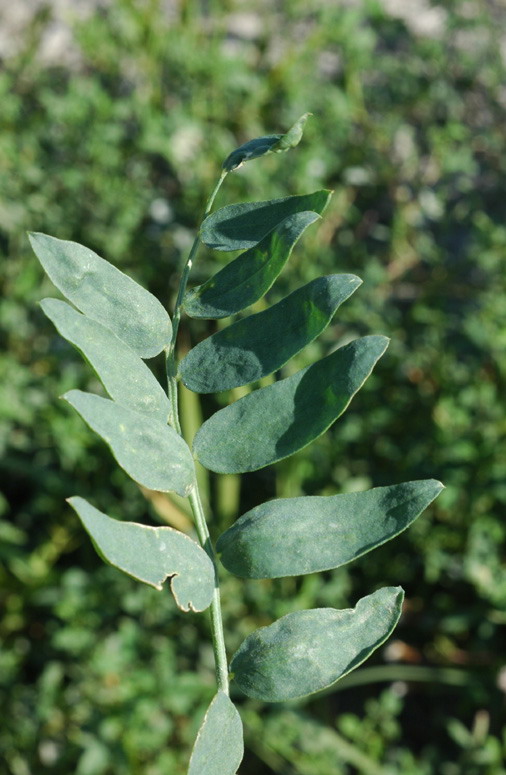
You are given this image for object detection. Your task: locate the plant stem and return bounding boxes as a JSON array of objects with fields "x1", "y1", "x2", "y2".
[
  {"x1": 189, "y1": 486, "x2": 229, "y2": 694},
  {"x1": 165, "y1": 169, "x2": 230, "y2": 694},
  {"x1": 166, "y1": 169, "x2": 227, "y2": 430}
]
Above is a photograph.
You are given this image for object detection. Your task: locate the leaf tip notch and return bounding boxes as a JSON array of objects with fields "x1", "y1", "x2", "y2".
[{"x1": 67, "y1": 497, "x2": 215, "y2": 613}]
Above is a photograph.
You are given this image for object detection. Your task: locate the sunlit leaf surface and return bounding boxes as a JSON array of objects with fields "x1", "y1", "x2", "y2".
[
  {"x1": 230, "y1": 587, "x2": 404, "y2": 701},
  {"x1": 68, "y1": 497, "x2": 214, "y2": 612},
  {"x1": 64, "y1": 390, "x2": 195, "y2": 496},
  {"x1": 41, "y1": 299, "x2": 170, "y2": 420},
  {"x1": 188, "y1": 691, "x2": 243, "y2": 775},
  {"x1": 217, "y1": 480, "x2": 444, "y2": 578},
  {"x1": 30, "y1": 232, "x2": 171, "y2": 357}
]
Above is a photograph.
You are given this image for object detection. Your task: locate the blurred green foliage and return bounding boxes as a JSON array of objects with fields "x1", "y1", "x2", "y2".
[{"x1": 1, "y1": 1, "x2": 505, "y2": 772}]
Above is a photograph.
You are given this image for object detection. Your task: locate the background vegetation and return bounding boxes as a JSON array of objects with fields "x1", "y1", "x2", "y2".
[{"x1": 1, "y1": 1, "x2": 505, "y2": 772}]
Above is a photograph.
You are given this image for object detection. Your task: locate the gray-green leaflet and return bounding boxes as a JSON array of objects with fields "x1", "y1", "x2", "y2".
[{"x1": 31, "y1": 114, "x2": 442, "y2": 773}]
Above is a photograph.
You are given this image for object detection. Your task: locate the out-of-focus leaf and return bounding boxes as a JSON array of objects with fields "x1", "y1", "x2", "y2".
[
  {"x1": 68, "y1": 497, "x2": 214, "y2": 612},
  {"x1": 199, "y1": 189, "x2": 331, "y2": 252},
  {"x1": 63, "y1": 390, "x2": 195, "y2": 496},
  {"x1": 180, "y1": 274, "x2": 361, "y2": 392},
  {"x1": 184, "y1": 212, "x2": 320, "y2": 319},
  {"x1": 217, "y1": 480, "x2": 444, "y2": 578},
  {"x1": 194, "y1": 336, "x2": 388, "y2": 473},
  {"x1": 29, "y1": 232, "x2": 171, "y2": 357},
  {"x1": 221, "y1": 112, "x2": 311, "y2": 172},
  {"x1": 230, "y1": 587, "x2": 404, "y2": 701},
  {"x1": 41, "y1": 299, "x2": 170, "y2": 421},
  {"x1": 271, "y1": 112, "x2": 312, "y2": 153},
  {"x1": 188, "y1": 691, "x2": 244, "y2": 775}
]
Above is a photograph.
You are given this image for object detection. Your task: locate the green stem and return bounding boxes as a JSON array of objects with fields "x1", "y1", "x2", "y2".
[
  {"x1": 189, "y1": 486, "x2": 229, "y2": 694},
  {"x1": 165, "y1": 169, "x2": 229, "y2": 694},
  {"x1": 166, "y1": 170, "x2": 226, "y2": 429}
]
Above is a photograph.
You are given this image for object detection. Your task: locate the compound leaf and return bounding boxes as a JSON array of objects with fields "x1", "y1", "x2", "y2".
[
  {"x1": 29, "y1": 232, "x2": 171, "y2": 358},
  {"x1": 41, "y1": 299, "x2": 170, "y2": 421},
  {"x1": 180, "y1": 274, "x2": 361, "y2": 393},
  {"x1": 188, "y1": 692, "x2": 244, "y2": 775},
  {"x1": 217, "y1": 480, "x2": 444, "y2": 578},
  {"x1": 199, "y1": 189, "x2": 331, "y2": 252},
  {"x1": 194, "y1": 336, "x2": 388, "y2": 473},
  {"x1": 230, "y1": 587, "x2": 404, "y2": 702},
  {"x1": 68, "y1": 497, "x2": 214, "y2": 612},
  {"x1": 184, "y1": 212, "x2": 320, "y2": 319},
  {"x1": 64, "y1": 391, "x2": 195, "y2": 496}
]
